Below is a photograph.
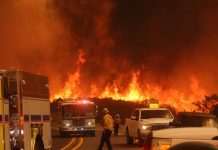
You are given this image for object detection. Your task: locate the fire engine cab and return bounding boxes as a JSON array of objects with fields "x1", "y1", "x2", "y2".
[
  {"x1": 55, "y1": 99, "x2": 97, "y2": 137},
  {"x1": 0, "y1": 70, "x2": 52, "y2": 150}
]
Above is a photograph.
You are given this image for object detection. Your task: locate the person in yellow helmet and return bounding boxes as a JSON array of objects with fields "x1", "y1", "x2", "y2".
[
  {"x1": 113, "y1": 114, "x2": 121, "y2": 136},
  {"x1": 98, "y1": 107, "x2": 113, "y2": 150}
]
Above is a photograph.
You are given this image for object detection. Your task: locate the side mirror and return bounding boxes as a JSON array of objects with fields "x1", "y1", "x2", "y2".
[{"x1": 131, "y1": 116, "x2": 137, "y2": 120}]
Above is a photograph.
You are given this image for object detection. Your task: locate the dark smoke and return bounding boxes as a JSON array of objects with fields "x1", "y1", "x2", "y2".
[
  {"x1": 0, "y1": 0, "x2": 76, "y2": 94},
  {"x1": 107, "y1": 0, "x2": 218, "y2": 94},
  {"x1": 53, "y1": 0, "x2": 218, "y2": 96}
]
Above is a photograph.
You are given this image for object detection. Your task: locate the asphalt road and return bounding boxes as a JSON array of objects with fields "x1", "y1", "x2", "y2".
[{"x1": 52, "y1": 125, "x2": 143, "y2": 150}]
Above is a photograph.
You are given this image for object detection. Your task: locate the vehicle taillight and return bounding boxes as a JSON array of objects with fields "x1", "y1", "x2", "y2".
[{"x1": 20, "y1": 116, "x2": 24, "y2": 126}]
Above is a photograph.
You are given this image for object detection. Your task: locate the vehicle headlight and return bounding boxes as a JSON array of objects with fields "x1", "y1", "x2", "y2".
[
  {"x1": 21, "y1": 129, "x2": 24, "y2": 135},
  {"x1": 62, "y1": 120, "x2": 72, "y2": 127},
  {"x1": 65, "y1": 123, "x2": 71, "y2": 127},
  {"x1": 86, "y1": 119, "x2": 95, "y2": 126},
  {"x1": 142, "y1": 125, "x2": 150, "y2": 130},
  {"x1": 152, "y1": 138, "x2": 172, "y2": 150}
]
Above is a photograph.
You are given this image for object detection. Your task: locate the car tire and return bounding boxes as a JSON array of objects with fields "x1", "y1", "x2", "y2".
[
  {"x1": 126, "y1": 127, "x2": 133, "y2": 145},
  {"x1": 137, "y1": 130, "x2": 144, "y2": 147}
]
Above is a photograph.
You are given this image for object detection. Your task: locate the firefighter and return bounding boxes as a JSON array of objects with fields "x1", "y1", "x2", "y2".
[
  {"x1": 113, "y1": 114, "x2": 121, "y2": 136},
  {"x1": 98, "y1": 107, "x2": 113, "y2": 150},
  {"x1": 34, "y1": 134, "x2": 44, "y2": 150}
]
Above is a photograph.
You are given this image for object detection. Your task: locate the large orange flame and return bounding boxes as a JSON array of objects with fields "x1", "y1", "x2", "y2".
[
  {"x1": 53, "y1": 51, "x2": 206, "y2": 111},
  {"x1": 100, "y1": 71, "x2": 145, "y2": 101},
  {"x1": 54, "y1": 49, "x2": 86, "y2": 99}
]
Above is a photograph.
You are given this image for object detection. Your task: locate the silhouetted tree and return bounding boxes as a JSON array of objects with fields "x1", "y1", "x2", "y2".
[
  {"x1": 193, "y1": 94, "x2": 218, "y2": 113},
  {"x1": 212, "y1": 105, "x2": 218, "y2": 117}
]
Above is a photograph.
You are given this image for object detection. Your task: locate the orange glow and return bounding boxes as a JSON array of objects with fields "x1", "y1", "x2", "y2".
[
  {"x1": 53, "y1": 51, "x2": 206, "y2": 111},
  {"x1": 54, "y1": 71, "x2": 80, "y2": 99},
  {"x1": 54, "y1": 73, "x2": 206, "y2": 111},
  {"x1": 99, "y1": 71, "x2": 145, "y2": 101},
  {"x1": 54, "y1": 49, "x2": 85, "y2": 100},
  {"x1": 125, "y1": 71, "x2": 144, "y2": 100}
]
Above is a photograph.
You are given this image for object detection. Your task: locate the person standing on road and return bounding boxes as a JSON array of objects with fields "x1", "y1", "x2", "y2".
[
  {"x1": 98, "y1": 107, "x2": 113, "y2": 150},
  {"x1": 113, "y1": 114, "x2": 121, "y2": 136}
]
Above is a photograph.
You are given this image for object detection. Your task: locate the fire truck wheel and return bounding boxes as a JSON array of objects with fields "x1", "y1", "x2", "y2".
[{"x1": 34, "y1": 134, "x2": 45, "y2": 150}]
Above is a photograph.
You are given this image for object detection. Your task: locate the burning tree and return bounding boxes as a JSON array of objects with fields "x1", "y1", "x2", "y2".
[{"x1": 193, "y1": 94, "x2": 218, "y2": 113}]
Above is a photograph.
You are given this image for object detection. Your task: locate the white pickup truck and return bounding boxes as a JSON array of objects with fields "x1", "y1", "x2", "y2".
[
  {"x1": 151, "y1": 112, "x2": 218, "y2": 150},
  {"x1": 125, "y1": 108, "x2": 174, "y2": 146}
]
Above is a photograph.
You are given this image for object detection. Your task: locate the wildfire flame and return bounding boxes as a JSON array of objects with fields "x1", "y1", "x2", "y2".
[
  {"x1": 53, "y1": 51, "x2": 206, "y2": 111},
  {"x1": 100, "y1": 71, "x2": 145, "y2": 101},
  {"x1": 54, "y1": 49, "x2": 86, "y2": 99}
]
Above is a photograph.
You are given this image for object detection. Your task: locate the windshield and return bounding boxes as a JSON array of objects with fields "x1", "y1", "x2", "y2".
[
  {"x1": 62, "y1": 104, "x2": 95, "y2": 117},
  {"x1": 177, "y1": 115, "x2": 218, "y2": 127},
  {"x1": 141, "y1": 110, "x2": 173, "y2": 119}
]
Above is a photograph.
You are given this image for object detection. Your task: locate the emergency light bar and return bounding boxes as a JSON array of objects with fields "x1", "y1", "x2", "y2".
[
  {"x1": 149, "y1": 103, "x2": 159, "y2": 109},
  {"x1": 148, "y1": 99, "x2": 159, "y2": 108},
  {"x1": 60, "y1": 99, "x2": 94, "y2": 106}
]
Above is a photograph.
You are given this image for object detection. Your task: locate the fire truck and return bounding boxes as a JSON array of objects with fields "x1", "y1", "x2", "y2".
[
  {"x1": 0, "y1": 70, "x2": 52, "y2": 150},
  {"x1": 56, "y1": 99, "x2": 97, "y2": 137}
]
